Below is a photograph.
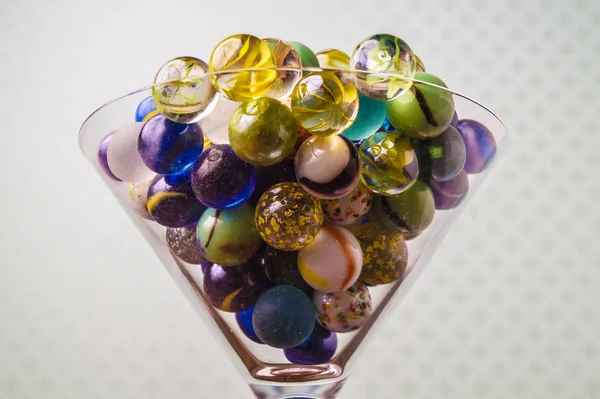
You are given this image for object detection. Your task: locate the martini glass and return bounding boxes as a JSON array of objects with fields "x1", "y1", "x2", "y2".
[{"x1": 78, "y1": 68, "x2": 507, "y2": 399}]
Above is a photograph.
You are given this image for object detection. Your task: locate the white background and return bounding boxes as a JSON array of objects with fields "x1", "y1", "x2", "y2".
[{"x1": 1, "y1": 0, "x2": 599, "y2": 398}]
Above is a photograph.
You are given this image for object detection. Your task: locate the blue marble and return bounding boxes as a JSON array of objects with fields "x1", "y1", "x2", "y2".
[
  {"x1": 138, "y1": 114, "x2": 203, "y2": 175},
  {"x1": 164, "y1": 167, "x2": 192, "y2": 186},
  {"x1": 342, "y1": 93, "x2": 387, "y2": 141},
  {"x1": 135, "y1": 96, "x2": 157, "y2": 122},
  {"x1": 252, "y1": 286, "x2": 316, "y2": 349},
  {"x1": 379, "y1": 114, "x2": 396, "y2": 132},
  {"x1": 235, "y1": 305, "x2": 264, "y2": 344}
]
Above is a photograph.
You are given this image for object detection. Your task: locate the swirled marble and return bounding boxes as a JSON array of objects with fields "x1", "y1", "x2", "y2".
[
  {"x1": 291, "y1": 71, "x2": 359, "y2": 136},
  {"x1": 295, "y1": 134, "x2": 360, "y2": 199}
]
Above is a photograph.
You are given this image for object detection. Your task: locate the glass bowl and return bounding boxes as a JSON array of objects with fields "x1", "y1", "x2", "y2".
[{"x1": 79, "y1": 67, "x2": 507, "y2": 399}]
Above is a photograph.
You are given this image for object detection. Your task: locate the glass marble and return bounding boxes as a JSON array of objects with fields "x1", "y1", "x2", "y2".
[
  {"x1": 288, "y1": 41, "x2": 320, "y2": 69},
  {"x1": 341, "y1": 92, "x2": 388, "y2": 141},
  {"x1": 295, "y1": 135, "x2": 360, "y2": 200},
  {"x1": 252, "y1": 285, "x2": 316, "y2": 349},
  {"x1": 247, "y1": 158, "x2": 296, "y2": 207},
  {"x1": 229, "y1": 97, "x2": 297, "y2": 166},
  {"x1": 456, "y1": 119, "x2": 497, "y2": 174},
  {"x1": 164, "y1": 167, "x2": 192, "y2": 187},
  {"x1": 372, "y1": 180, "x2": 435, "y2": 236},
  {"x1": 191, "y1": 145, "x2": 257, "y2": 210},
  {"x1": 152, "y1": 56, "x2": 217, "y2": 123},
  {"x1": 255, "y1": 182, "x2": 323, "y2": 251},
  {"x1": 291, "y1": 71, "x2": 359, "y2": 136},
  {"x1": 128, "y1": 180, "x2": 153, "y2": 220},
  {"x1": 146, "y1": 175, "x2": 207, "y2": 228},
  {"x1": 138, "y1": 114, "x2": 204, "y2": 175},
  {"x1": 135, "y1": 96, "x2": 158, "y2": 122},
  {"x1": 235, "y1": 305, "x2": 264, "y2": 344},
  {"x1": 197, "y1": 204, "x2": 263, "y2": 266},
  {"x1": 386, "y1": 72, "x2": 455, "y2": 140},
  {"x1": 359, "y1": 131, "x2": 419, "y2": 196},
  {"x1": 257, "y1": 245, "x2": 313, "y2": 294},
  {"x1": 313, "y1": 282, "x2": 372, "y2": 333},
  {"x1": 198, "y1": 94, "x2": 239, "y2": 145},
  {"x1": 414, "y1": 54, "x2": 426, "y2": 73},
  {"x1": 166, "y1": 224, "x2": 208, "y2": 265},
  {"x1": 316, "y1": 48, "x2": 350, "y2": 70},
  {"x1": 264, "y1": 38, "x2": 302, "y2": 99},
  {"x1": 316, "y1": 49, "x2": 351, "y2": 83},
  {"x1": 429, "y1": 170, "x2": 469, "y2": 210},
  {"x1": 450, "y1": 111, "x2": 459, "y2": 129},
  {"x1": 208, "y1": 34, "x2": 277, "y2": 102},
  {"x1": 284, "y1": 323, "x2": 337, "y2": 365},
  {"x1": 322, "y1": 181, "x2": 373, "y2": 226},
  {"x1": 350, "y1": 34, "x2": 416, "y2": 100},
  {"x1": 414, "y1": 126, "x2": 466, "y2": 182},
  {"x1": 204, "y1": 261, "x2": 269, "y2": 313},
  {"x1": 379, "y1": 114, "x2": 396, "y2": 132},
  {"x1": 354, "y1": 222, "x2": 408, "y2": 286},
  {"x1": 107, "y1": 122, "x2": 155, "y2": 183},
  {"x1": 98, "y1": 131, "x2": 121, "y2": 181},
  {"x1": 298, "y1": 226, "x2": 362, "y2": 293}
]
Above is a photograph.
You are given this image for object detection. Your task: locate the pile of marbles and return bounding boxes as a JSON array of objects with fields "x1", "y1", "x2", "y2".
[{"x1": 98, "y1": 33, "x2": 497, "y2": 365}]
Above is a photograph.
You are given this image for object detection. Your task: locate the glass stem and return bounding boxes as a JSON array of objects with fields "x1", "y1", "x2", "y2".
[{"x1": 249, "y1": 379, "x2": 346, "y2": 399}]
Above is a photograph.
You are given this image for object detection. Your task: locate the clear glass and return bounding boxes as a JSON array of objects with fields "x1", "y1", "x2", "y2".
[{"x1": 78, "y1": 68, "x2": 507, "y2": 399}]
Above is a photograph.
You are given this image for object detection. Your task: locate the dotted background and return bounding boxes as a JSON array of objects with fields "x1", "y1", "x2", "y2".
[{"x1": 1, "y1": 0, "x2": 599, "y2": 398}]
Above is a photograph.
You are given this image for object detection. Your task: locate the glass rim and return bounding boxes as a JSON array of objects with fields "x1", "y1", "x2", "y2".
[{"x1": 78, "y1": 66, "x2": 506, "y2": 150}]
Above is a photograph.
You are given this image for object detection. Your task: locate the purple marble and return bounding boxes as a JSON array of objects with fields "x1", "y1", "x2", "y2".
[
  {"x1": 146, "y1": 175, "x2": 207, "y2": 227},
  {"x1": 97, "y1": 132, "x2": 121, "y2": 181},
  {"x1": 284, "y1": 323, "x2": 338, "y2": 365},
  {"x1": 191, "y1": 145, "x2": 257, "y2": 210},
  {"x1": 429, "y1": 170, "x2": 469, "y2": 210},
  {"x1": 450, "y1": 111, "x2": 459, "y2": 129},
  {"x1": 203, "y1": 261, "x2": 269, "y2": 313},
  {"x1": 247, "y1": 158, "x2": 296, "y2": 206},
  {"x1": 456, "y1": 119, "x2": 497, "y2": 174},
  {"x1": 257, "y1": 245, "x2": 313, "y2": 295}
]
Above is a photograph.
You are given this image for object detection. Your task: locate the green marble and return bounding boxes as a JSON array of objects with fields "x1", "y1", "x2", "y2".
[
  {"x1": 386, "y1": 72, "x2": 455, "y2": 140},
  {"x1": 196, "y1": 203, "x2": 262, "y2": 266},
  {"x1": 229, "y1": 97, "x2": 298, "y2": 166},
  {"x1": 372, "y1": 179, "x2": 435, "y2": 236},
  {"x1": 288, "y1": 41, "x2": 319, "y2": 70}
]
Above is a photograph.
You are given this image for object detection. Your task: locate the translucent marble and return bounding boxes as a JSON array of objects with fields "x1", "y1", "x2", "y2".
[
  {"x1": 152, "y1": 56, "x2": 217, "y2": 123},
  {"x1": 291, "y1": 71, "x2": 359, "y2": 136},
  {"x1": 264, "y1": 38, "x2": 302, "y2": 99},
  {"x1": 209, "y1": 34, "x2": 277, "y2": 102},
  {"x1": 359, "y1": 131, "x2": 419, "y2": 196},
  {"x1": 351, "y1": 34, "x2": 416, "y2": 100}
]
